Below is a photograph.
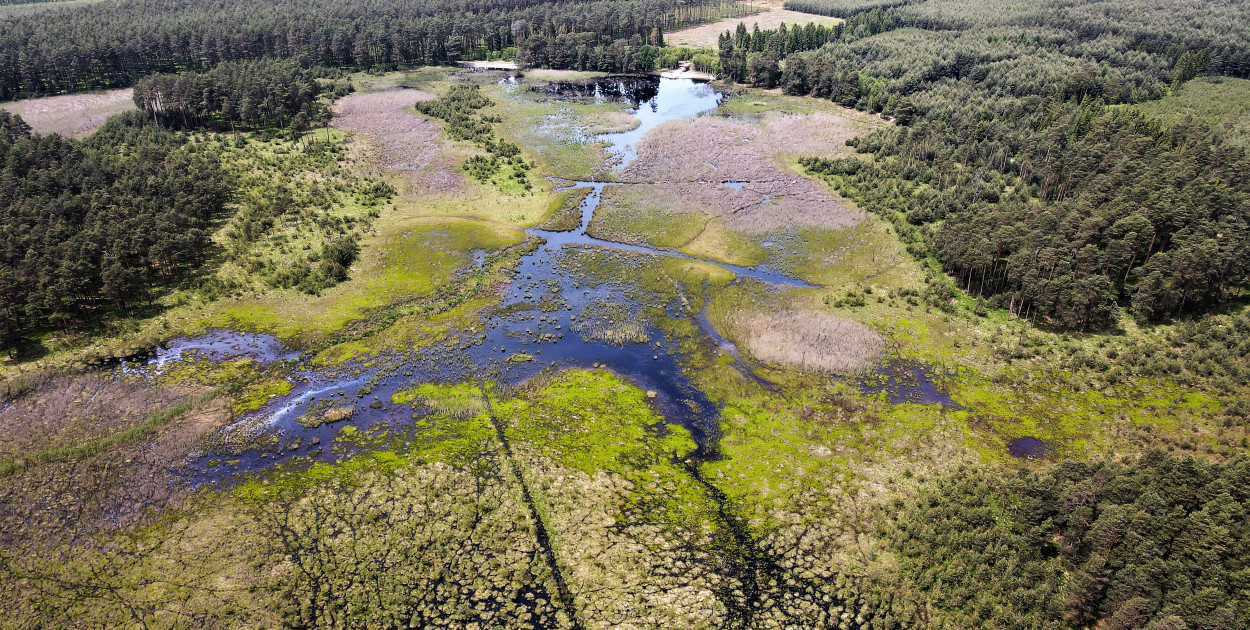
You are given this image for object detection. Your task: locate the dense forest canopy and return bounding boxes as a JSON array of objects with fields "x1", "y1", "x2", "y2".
[
  {"x1": 0, "y1": 111, "x2": 229, "y2": 349},
  {"x1": 0, "y1": 0, "x2": 747, "y2": 99},
  {"x1": 697, "y1": 0, "x2": 1250, "y2": 328},
  {"x1": 881, "y1": 452, "x2": 1250, "y2": 629},
  {"x1": 133, "y1": 60, "x2": 353, "y2": 132}
]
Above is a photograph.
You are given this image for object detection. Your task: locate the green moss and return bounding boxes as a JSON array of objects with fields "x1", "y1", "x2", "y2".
[
  {"x1": 232, "y1": 378, "x2": 294, "y2": 415},
  {"x1": 500, "y1": 369, "x2": 696, "y2": 474},
  {"x1": 392, "y1": 382, "x2": 487, "y2": 418}
]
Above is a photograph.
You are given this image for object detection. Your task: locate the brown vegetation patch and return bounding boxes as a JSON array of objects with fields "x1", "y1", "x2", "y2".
[
  {"x1": 728, "y1": 308, "x2": 885, "y2": 372},
  {"x1": 618, "y1": 117, "x2": 862, "y2": 232},
  {"x1": 666, "y1": 9, "x2": 843, "y2": 48},
  {"x1": 0, "y1": 88, "x2": 135, "y2": 137},
  {"x1": 332, "y1": 88, "x2": 462, "y2": 193},
  {"x1": 760, "y1": 112, "x2": 865, "y2": 159},
  {"x1": 582, "y1": 111, "x2": 640, "y2": 135},
  {"x1": 0, "y1": 393, "x2": 230, "y2": 550},
  {"x1": 0, "y1": 373, "x2": 200, "y2": 462}
]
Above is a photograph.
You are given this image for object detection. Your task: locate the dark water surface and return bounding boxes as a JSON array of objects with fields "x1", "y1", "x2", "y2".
[
  {"x1": 539, "y1": 75, "x2": 722, "y2": 165},
  {"x1": 152, "y1": 76, "x2": 951, "y2": 485},
  {"x1": 1008, "y1": 436, "x2": 1048, "y2": 458}
]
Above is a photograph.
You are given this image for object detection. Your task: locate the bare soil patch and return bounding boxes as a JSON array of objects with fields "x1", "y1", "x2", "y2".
[
  {"x1": 1, "y1": 88, "x2": 135, "y2": 137},
  {"x1": 728, "y1": 308, "x2": 885, "y2": 372},
  {"x1": 333, "y1": 88, "x2": 463, "y2": 193},
  {"x1": 667, "y1": 9, "x2": 843, "y2": 48}
]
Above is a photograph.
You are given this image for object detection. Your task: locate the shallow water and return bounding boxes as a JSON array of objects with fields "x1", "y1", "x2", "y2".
[
  {"x1": 119, "y1": 330, "x2": 299, "y2": 376},
  {"x1": 1008, "y1": 436, "x2": 1048, "y2": 458},
  {"x1": 538, "y1": 76, "x2": 721, "y2": 165},
  {"x1": 859, "y1": 360, "x2": 957, "y2": 407},
  {"x1": 178, "y1": 76, "x2": 949, "y2": 484}
]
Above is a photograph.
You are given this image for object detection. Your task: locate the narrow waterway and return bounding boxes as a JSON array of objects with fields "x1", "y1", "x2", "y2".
[{"x1": 154, "y1": 76, "x2": 945, "y2": 484}]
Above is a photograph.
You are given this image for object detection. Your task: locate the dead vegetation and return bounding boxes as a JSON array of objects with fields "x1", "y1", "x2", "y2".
[
  {"x1": 332, "y1": 88, "x2": 463, "y2": 193},
  {"x1": 0, "y1": 88, "x2": 135, "y2": 137},
  {"x1": 0, "y1": 373, "x2": 202, "y2": 464},
  {"x1": 619, "y1": 117, "x2": 862, "y2": 233},
  {"x1": 727, "y1": 308, "x2": 885, "y2": 372},
  {"x1": 0, "y1": 394, "x2": 230, "y2": 552},
  {"x1": 666, "y1": 8, "x2": 843, "y2": 48},
  {"x1": 759, "y1": 112, "x2": 868, "y2": 159},
  {"x1": 297, "y1": 402, "x2": 354, "y2": 428},
  {"x1": 582, "y1": 111, "x2": 640, "y2": 135},
  {"x1": 571, "y1": 300, "x2": 651, "y2": 345}
]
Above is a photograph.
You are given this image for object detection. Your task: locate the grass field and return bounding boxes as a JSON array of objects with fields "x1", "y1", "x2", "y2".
[{"x1": 0, "y1": 0, "x2": 105, "y2": 18}]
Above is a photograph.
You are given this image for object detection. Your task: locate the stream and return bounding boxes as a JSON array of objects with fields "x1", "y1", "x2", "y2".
[{"x1": 132, "y1": 76, "x2": 952, "y2": 484}]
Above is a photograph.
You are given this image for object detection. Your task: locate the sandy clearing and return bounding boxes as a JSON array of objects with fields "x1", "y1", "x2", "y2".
[
  {"x1": 667, "y1": 8, "x2": 843, "y2": 48},
  {"x1": 1, "y1": 88, "x2": 135, "y2": 138},
  {"x1": 333, "y1": 88, "x2": 464, "y2": 194}
]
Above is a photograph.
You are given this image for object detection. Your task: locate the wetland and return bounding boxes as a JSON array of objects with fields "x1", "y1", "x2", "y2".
[{"x1": 3, "y1": 65, "x2": 1247, "y2": 630}]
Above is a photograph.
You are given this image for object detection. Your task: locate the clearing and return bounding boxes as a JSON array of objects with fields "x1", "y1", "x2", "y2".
[
  {"x1": 0, "y1": 88, "x2": 135, "y2": 137},
  {"x1": 666, "y1": 3, "x2": 843, "y2": 48},
  {"x1": 1134, "y1": 76, "x2": 1250, "y2": 148}
]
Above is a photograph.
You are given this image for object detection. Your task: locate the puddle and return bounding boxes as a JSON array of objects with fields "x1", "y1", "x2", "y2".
[
  {"x1": 859, "y1": 361, "x2": 956, "y2": 406},
  {"x1": 1008, "y1": 436, "x2": 1048, "y2": 458}
]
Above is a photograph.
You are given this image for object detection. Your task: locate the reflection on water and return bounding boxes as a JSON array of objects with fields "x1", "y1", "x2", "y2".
[
  {"x1": 539, "y1": 75, "x2": 722, "y2": 166},
  {"x1": 859, "y1": 361, "x2": 957, "y2": 407},
  {"x1": 1008, "y1": 436, "x2": 1048, "y2": 458},
  {"x1": 119, "y1": 329, "x2": 298, "y2": 375}
]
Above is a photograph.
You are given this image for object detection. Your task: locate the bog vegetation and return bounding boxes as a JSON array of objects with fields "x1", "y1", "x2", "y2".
[{"x1": 0, "y1": 0, "x2": 1248, "y2": 627}]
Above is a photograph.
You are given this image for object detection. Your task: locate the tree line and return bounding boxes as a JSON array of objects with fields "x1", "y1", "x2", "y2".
[
  {"x1": 0, "y1": 0, "x2": 737, "y2": 100},
  {"x1": 0, "y1": 111, "x2": 230, "y2": 352},
  {"x1": 712, "y1": 0, "x2": 1250, "y2": 328},
  {"x1": 876, "y1": 452, "x2": 1250, "y2": 629},
  {"x1": 133, "y1": 60, "x2": 352, "y2": 132},
  {"x1": 716, "y1": 21, "x2": 840, "y2": 87}
]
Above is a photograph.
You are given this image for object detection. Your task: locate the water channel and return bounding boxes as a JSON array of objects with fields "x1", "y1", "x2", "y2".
[{"x1": 127, "y1": 76, "x2": 956, "y2": 484}]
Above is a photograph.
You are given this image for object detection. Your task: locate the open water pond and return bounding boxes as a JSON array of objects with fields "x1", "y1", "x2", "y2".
[
  {"x1": 539, "y1": 75, "x2": 722, "y2": 165},
  {"x1": 1008, "y1": 436, "x2": 1048, "y2": 458}
]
